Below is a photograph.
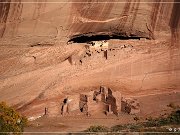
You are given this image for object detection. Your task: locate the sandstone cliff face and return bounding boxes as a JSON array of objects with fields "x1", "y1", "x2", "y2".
[
  {"x1": 0, "y1": 0, "x2": 179, "y2": 43},
  {"x1": 0, "y1": 0, "x2": 179, "y2": 116}
]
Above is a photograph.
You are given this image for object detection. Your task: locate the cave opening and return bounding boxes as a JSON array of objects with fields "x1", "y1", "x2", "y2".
[{"x1": 68, "y1": 33, "x2": 148, "y2": 44}]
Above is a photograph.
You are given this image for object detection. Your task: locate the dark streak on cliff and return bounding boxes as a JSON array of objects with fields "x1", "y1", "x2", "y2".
[
  {"x1": 9, "y1": 0, "x2": 23, "y2": 37},
  {"x1": 70, "y1": 0, "x2": 151, "y2": 39},
  {"x1": 71, "y1": 0, "x2": 99, "y2": 34},
  {"x1": 88, "y1": 0, "x2": 115, "y2": 33},
  {"x1": 150, "y1": 0, "x2": 161, "y2": 39},
  {"x1": 169, "y1": 0, "x2": 180, "y2": 46},
  {"x1": 71, "y1": 0, "x2": 114, "y2": 34},
  {"x1": 130, "y1": 0, "x2": 140, "y2": 30},
  {"x1": 156, "y1": 2, "x2": 164, "y2": 32},
  {"x1": 119, "y1": 0, "x2": 131, "y2": 28},
  {"x1": 0, "y1": 0, "x2": 11, "y2": 37}
]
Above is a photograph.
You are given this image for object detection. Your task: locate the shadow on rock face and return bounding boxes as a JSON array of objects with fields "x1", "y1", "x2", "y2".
[{"x1": 169, "y1": 1, "x2": 180, "y2": 47}]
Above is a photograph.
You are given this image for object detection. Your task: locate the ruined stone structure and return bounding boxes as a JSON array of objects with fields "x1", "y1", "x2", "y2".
[
  {"x1": 60, "y1": 86, "x2": 122, "y2": 116},
  {"x1": 61, "y1": 98, "x2": 69, "y2": 116},
  {"x1": 72, "y1": 41, "x2": 109, "y2": 64},
  {"x1": 68, "y1": 41, "x2": 136, "y2": 65},
  {"x1": 88, "y1": 40, "x2": 109, "y2": 51}
]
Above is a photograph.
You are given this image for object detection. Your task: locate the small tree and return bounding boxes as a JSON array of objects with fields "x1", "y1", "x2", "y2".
[{"x1": 0, "y1": 101, "x2": 27, "y2": 134}]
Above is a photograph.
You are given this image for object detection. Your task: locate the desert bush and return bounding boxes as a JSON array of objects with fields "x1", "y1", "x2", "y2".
[
  {"x1": 129, "y1": 124, "x2": 142, "y2": 131},
  {"x1": 85, "y1": 110, "x2": 180, "y2": 133},
  {"x1": 0, "y1": 101, "x2": 28, "y2": 135},
  {"x1": 153, "y1": 109, "x2": 180, "y2": 126},
  {"x1": 111, "y1": 110, "x2": 180, "y2": 132},
  {"x1": 167, "y1": 110, "x2": 180, "y2": 124},
  {"x1": 85, "y1": 125, "x2": 109, "y2": 132},
  {"x1": 143, "y1": 117, "x2": 158, "y2": 127},
  {"x1": 167, "y1": 102, "x2": 177, "y2": 109},
  {"x1": 111, "y1": 123, "x2": 142, "y2": 132},
  {"x1": 111, "y1": 125, "x2": 125, "y2": 132}
]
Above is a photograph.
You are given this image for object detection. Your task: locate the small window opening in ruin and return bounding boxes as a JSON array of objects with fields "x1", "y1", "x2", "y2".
[
  {"x1": 80, "y1": 60, "x2": 82, "y2": 64},
  {"x1": 63, "y1": 98, "x2": 68, "y2": 104},
  {"x1": 68, "y1": 34, "x2": 149, "y2": 44},
  {"x1": 80, "y1": 108, "x2": 83, "y2": 112}
]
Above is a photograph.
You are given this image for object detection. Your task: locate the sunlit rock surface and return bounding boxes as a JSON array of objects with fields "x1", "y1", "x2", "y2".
[{"x1": 0, "y1": 0, "x2": 179, "y2": 117}]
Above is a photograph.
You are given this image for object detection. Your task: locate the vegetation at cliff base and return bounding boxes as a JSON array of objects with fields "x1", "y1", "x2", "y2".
[
  {"x1": 0, "y1": 101, "x2": 28, "y2": 135},
  {"x1": 84, "y1": 109, "x2": 180, "y2": 133},
  {"x1": 85, "y1": 125, "x2": 109, "y2": 132}
]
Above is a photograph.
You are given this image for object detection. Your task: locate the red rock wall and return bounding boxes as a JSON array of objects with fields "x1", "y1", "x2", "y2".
[
  {"x1": 0, "y1": 1, "x2": 179, "y2": 116},
  {"x1": 0, "y1": 0, "x2": 178, "y2": 45}
]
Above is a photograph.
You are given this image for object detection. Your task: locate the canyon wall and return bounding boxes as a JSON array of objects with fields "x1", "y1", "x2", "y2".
[
  {"x1": 0, "y1": 0, "x2": 179, "y2": 45},
  {"x1": 0, "y1": 0, "x2": 179, "y2": 116}
]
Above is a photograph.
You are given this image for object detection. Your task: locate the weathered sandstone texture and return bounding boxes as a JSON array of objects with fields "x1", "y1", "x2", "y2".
[{"x1": 0, "y1": 0, "x2": 179, "y2": 117}]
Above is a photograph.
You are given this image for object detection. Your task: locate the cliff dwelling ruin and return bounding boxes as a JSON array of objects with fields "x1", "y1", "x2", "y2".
[
  {"x1": 57, "y1": 86, "x2": 140, "y2": 117},
  {"x1": 67, "y1": 33, "x2": 149, "y2": 65}
]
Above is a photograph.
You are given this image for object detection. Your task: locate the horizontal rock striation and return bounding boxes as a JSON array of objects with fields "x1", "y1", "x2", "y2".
[{"x1": 0, "y1": 0, "x2": 179, "y2": 117}]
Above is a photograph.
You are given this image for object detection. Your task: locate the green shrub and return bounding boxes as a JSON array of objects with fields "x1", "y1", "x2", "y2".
[
  {"x1": 85, "y1": 125, "x2": 109, "y2": 132},
  {"x1": 111, "y1": 125, "x2": 125, "y2": 132},
  {"x1": 0, "y1": 101, "x2": 28, "y2": 135},
  {"x1": 111, "y1": 110, "x2": 180, "y2": 132},
  {"x1": 111, "y1": 123, "x2": 143, "y2": 132},
  {"x1": 143, "y1": 117, "x2": 158, "y2": 127},
  {"x1": 168, "y1": 110, "x2": 180, "y2": 124},
  {"x1": 129, "y1": 124, "x2": 142, "y2": 131},
  {"x1": 85, "y1": 110, "x2": 180, "y2": 133}
]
